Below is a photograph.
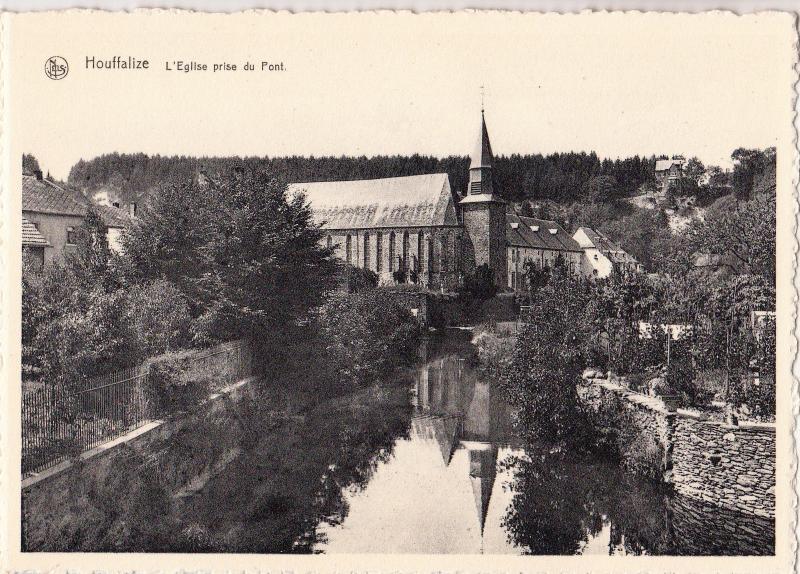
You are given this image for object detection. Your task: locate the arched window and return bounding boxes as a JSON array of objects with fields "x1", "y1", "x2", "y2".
[
  {"x1": 346, "y1": 235, "x2": 352, "y2": 264},
  {"x1": 402, "y1": 231, "x2": 410, "y2": 271},
  {"x1": 417, "y1": 232, "x2": 424, "y2": 272},
  {"x1": 363, "y1": 233, "x2": 371, "y2": 270},
  {"x1": 447, "y1": 232, "x2": 456, "y2": 272},
  {"x1": 427, "y1": 238, "x2": 434, "y2": 274},
  {"x1": 388, "y1": 232, "x2": 396, "y2": 272},
  {"x1": 376, "y1": 233, "x2": 383, "y2": 273}
]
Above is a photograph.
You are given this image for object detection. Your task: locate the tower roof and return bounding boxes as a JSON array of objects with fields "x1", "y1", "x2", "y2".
[{"x1": 470, "y1": 111, "x2": 494, "y2": 170}]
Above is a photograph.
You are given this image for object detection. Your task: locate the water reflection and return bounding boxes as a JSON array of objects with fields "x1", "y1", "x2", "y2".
[{"x1": 316, "y1": 329, "x2": 773, "y2": 555}]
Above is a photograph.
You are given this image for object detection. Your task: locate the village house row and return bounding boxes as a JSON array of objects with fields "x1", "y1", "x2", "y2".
[{"x1": 22, "y1": 110, "x2": 642, "y2": 291}]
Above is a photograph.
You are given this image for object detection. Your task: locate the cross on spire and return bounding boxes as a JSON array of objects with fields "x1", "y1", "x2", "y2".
[{"x1": 480, "y1": 85, "x2": 485, "y2": 113}]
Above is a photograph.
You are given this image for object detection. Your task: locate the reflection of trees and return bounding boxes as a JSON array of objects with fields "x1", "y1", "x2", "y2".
[
  {"x1": 501, "y1": 449, "x2": 675, "y2": 555},
  {"x1": 180, "y1": 385, "x2": 412, "y2": 553}
]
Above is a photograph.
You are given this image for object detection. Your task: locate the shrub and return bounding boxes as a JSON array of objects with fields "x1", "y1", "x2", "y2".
[
  {"x1": 315, "y1": 291, "x2": 421, "y2": 389},
  {"x1": 125, "y1": 279, "x2": 191, "y2": 357},
  {"x1": 146, "y1": 350, "x2": 213, "y2": 414},
  {"x1": 461, "y1": 263, "x2": 497, "y2": 300},
  {"x1": 344, "y1": 265, "x2": 378, "y2": 293}
]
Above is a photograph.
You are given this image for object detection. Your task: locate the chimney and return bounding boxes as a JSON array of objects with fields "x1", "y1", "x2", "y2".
[{"x1": 34, "y1": 169, "x2": 43, "y2": 181}]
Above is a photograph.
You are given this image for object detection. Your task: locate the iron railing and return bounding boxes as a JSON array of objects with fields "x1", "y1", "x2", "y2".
[{"x1": 22, "y1": 340, "x2": 252, "y2": 477}]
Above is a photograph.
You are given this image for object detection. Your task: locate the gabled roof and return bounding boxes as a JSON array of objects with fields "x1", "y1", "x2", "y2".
[
  {"x1": 95, "y1": 204, "x2": 131, "y2": 228},
  {"x1": 22, "y1": 174, "x2": 132, "y2": 228},
  {"x1": 22, "y1": 217, "x2": 50, "y2": 247},
  {"x1": 22, "y1": 175, "x2": 86, "y2": 216},
  {"x1": 576, "y1": 226, "x2": 623, "y2": 252},
  {"x1": 289, "y1": 173, "x2": 458, "y2": 230},
  {"x1": 506, "y1": 213, "x2": 582, "y2": 252},
  {"x1": 576, "y1": 226, "x2": 639, "y2": 265},
  {"x1": 655, "y1": 158, "x2": 684, "y2": 172}
]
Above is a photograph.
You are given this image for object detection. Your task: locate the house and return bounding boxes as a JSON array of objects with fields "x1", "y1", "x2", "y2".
[
  {"x1": 22, "y1": 170, "x2": 130, "y2": 265},
  {"x1": 654, "y1": 156, "x2": 685, "y2": 193},
  {"x1": 22, "y1": 217, "x2": 50, "y2": 270},
  {"x1": 573, "y1": 226, "x2": 643, "y2": 278},
  {"x1": 290, "y1": 109, "x2": 507, "y2": 289},
  {"x1": 506, "y1": 214, "x2": 584, "y2": 291}
]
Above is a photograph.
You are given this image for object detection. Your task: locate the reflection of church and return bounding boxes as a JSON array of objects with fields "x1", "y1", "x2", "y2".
[{"x1": 411, "y1": 338, "x2": 513, "y2": 535}]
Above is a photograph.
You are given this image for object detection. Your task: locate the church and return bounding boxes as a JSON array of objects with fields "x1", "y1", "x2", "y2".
[
  {"x1": 288, "y1": 109, "x2": 507, "y2": 290},
  {"x1": 289, "y1": 110, "x2": 610, "y2": 290}
]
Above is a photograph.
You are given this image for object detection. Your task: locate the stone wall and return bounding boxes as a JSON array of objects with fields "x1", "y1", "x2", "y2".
[{"x1": 584, "y1": 380, "x2": 775, "y2": 554}]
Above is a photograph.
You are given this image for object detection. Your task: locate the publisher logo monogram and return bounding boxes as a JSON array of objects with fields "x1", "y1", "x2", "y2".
[{"x1": 44, "y1": 56, "x2": 68, "y2": 80}]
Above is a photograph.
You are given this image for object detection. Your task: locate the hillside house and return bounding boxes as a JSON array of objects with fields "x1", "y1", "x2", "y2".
[
  {"x1": 655, "y1": 156, "x2": 685, "y2": 193},
  {"x1": 573, "y1": 226, "x2": 643, "y2": 278}
]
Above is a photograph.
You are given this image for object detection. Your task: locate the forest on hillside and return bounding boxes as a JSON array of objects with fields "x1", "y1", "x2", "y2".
[
  {"x1": 66, "y1": 151, "x2": 659, "y2": 204},
  {"x1": 53, "y1": 147, "x2": 774, "y2": 274}
]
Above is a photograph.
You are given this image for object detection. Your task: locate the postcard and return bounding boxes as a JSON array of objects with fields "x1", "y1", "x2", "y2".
[{"x1": 1, "y1": 8, "x2": 796, "y2": 574}]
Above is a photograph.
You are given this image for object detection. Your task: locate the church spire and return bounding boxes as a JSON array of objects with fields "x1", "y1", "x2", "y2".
[{"x1": 466, "y1": 108, "x2": 496, "y2": 196}]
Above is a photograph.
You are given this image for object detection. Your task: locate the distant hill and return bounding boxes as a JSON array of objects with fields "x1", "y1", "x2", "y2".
[{"x1": 66, "y1": 151, "x2": 658, "y2": 208}]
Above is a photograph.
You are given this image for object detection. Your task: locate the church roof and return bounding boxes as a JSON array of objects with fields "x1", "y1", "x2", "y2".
[
  {"x1": 506, "y1": 213, "x2": 582, "y2": 252},
  {"x1": 470, "y1": 112, "x2": 494, "y2": 170},
  {"x1": 289, "y1": 173, "x2": 458, "y2": 230}
]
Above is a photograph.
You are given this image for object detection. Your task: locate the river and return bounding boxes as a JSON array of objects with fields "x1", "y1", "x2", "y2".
[{"x1": 180, "y1": 327, "x2": 772, "y2": 555}]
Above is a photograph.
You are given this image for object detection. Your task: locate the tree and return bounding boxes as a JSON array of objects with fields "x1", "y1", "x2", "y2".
[
  {"x1": 731, "y1": 148, "x2": 774, "y2": 200},
  {"x1": 684, "y1": 191, "x2": 776, "y2": 285},
  {"x1": 22, "y1": 153, "x2": 41, "y2": 175},
  {"x1": 582, "y1": 175, "x2": 619, "y2": 204},
  {"x1": 683, "y1": 157, "x2": 705, "y2": 185},
  {"x1": 500, "y1": 266, "x2": 593, "y2": 447}
]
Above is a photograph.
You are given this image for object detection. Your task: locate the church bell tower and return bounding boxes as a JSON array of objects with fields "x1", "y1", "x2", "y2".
[{"x1": 459, "y1": 108, "x2": 507, "y2": 288}]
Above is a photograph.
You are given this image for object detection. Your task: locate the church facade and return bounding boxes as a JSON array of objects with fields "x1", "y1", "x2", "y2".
[{"x1": 289, "y1": 111, "x2": 508, "y2": 290}]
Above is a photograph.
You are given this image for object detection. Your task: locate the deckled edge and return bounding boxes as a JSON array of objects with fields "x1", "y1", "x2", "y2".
[
  {"x1": 0, "y1": 9, "x2": 7, "y2": 569},
  {"x1": 791, "y1": 11, "x2": 799, "y2": 574}
]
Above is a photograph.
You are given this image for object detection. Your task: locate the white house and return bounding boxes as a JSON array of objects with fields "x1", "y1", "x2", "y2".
[{"x1": 572, "y1": 226, "x2": 643, "y2": 279}]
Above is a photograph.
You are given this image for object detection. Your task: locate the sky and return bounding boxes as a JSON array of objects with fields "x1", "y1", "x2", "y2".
[{"x1": 8, "y1": 11, "x2": 795, "y2": 181}]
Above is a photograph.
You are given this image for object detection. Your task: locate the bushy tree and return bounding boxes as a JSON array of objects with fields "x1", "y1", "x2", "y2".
[
  {"x1": 500, "y1": 266, "x2": 593, "y2": 447},
  {"x1": 315, "y1": 291, "x2": 421, "y2": 390}
]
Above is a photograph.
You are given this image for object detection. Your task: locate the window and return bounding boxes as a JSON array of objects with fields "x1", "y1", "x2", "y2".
[
  {"x1": 388, "y1": 232, "x2": 396, "y2": 272},
  {"x1": 345, "y1": 235, "x2": 352, "y2": 264},
  {"x1": 440, "y1": 235, "x2": 448, "y2": 272},
  {"x1": 427, "y1": 239, "x2": 434, "y2": 274},
  {"x1": 66, "y1": 226, "x2": 77, "y2": 245},
  {"x1": 512, "y1": 271, "x2": 517, "y2": 290},
  {"x1": 417, "y1": 232, "x2": 424, "y2": 272},
  {"x1": 402, "y1": 231, "x2": 410, "y2": 271},
  {"x1": 129, "y1": 203, "x2": 138, "y2": 217},
  {"x1": 363, "y1": 233, "x2": 371, "y2": 269},
  {"x1": 512, "y1": 249, "x2": 516, "y2": 263},
  {"x1": 376, "y1": 233, "x2": 383, "y2": 273},
  {"x1": 326, "y1": 235, "x2": 332, "y2": 249}
]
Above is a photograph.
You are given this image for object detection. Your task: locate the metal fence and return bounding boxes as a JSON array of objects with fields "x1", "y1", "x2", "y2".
[{"x1": 22, "y1": 340, "x2": 252, "y2": 477}]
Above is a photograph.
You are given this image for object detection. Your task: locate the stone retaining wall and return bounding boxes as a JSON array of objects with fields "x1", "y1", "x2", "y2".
[{"x1": 587, "y1": 380, "x2": 775, "y2": 512}]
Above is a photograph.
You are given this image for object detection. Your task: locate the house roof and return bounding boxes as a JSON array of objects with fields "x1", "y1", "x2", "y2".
[
  {"x1": 21, "y1": 217, "x2": 50, "y2": 247},
  {"x1": 577, "y1": 226, "x2": 640, "y2": 265},
  {"x1": 288, "y1": 173, "x2": 458, "y2": 230},
  {"x1": 22, "y1": 174, "x2": 131, "y2": 228},
  {"x1": 22, "y1": 175, "x2": 87, "y2": 216},
  {"x1": 655, "y1": 158, "x2": 684, "y2": 172},
  {"x1": 506, "y1": 213, "x2": 582, "y2": 252}
]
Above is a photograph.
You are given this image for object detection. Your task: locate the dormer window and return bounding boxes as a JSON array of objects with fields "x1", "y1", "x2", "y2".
[
  {"x1": 530, "y1": 225, "x2": 539, "y2": 232},
  {"x1": 549, "y1": 228, "x2": 557, "y2": 235},
  {"x1": 510, "y1": 222, "x2": 519, "y2": 229}
]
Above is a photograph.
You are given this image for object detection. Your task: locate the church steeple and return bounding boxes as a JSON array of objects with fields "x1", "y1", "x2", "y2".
[{"x1": 467, "y1": 110, "x2": 497, "y2": 197}]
